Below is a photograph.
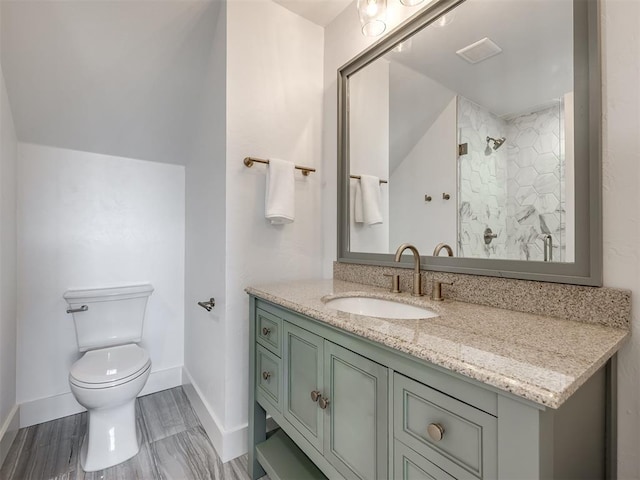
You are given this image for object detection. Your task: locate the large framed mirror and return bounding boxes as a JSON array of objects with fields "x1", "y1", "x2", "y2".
[{"x1": 338, "y1": 0, "x2": 601, "y2": 285}]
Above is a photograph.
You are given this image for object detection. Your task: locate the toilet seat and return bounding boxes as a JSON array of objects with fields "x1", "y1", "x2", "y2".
[{"x1": 70, "y1": 344, "x2": 151, "y2": 390}]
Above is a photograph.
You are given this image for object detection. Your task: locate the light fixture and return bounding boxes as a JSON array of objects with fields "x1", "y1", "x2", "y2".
[
  {"x1": 357, "y1": 0, "x2": 387, "y2": 36},
  {"x1": 398, "y1": 0, "x2": 455, "y2": 27}
]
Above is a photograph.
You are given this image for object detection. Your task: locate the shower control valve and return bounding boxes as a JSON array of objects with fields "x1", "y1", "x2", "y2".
[{"x1": 484, "y1": 228, "x2": 498, "y2": 244}]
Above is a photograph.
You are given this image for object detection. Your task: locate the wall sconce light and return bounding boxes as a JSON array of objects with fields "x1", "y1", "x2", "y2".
[
  {"x1": 399, "y1": 0, "x2": 424, "y2": 6},
  {"x1": 357, "y1": 0, "x2": 387, "y2": 36}
]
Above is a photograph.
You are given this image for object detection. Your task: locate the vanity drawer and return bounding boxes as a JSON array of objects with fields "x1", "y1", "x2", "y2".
[
  {"x1": 394, "y1": 440, "x2": 455, "y2": 480},
  {"x1": 256, "y1": 344, "x2": 282, "y2": 412},
  {"x1": 256, "y1": 308, "x2": 282, "y2": 356},
  {"x1": 394, "y1": 373, "x2": 497, "y2": 479}
]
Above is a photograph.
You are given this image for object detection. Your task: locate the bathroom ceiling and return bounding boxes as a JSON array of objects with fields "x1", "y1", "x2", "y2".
[
  {"x1": 0, "y1": 1, "x2": 222, "y2": 165},
  {"x1": 273, "y1": 0, "x2": 353, "y2": 27}
]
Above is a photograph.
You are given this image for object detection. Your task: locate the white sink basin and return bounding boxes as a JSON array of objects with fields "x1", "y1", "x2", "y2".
[{"x1": 323, "y1": 296, "x2": 438, "y2": 320}]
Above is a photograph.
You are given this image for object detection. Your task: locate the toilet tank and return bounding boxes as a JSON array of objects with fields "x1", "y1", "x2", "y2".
[{"x1": 63, "y1": 284, "x2": 154, "y2": 352}]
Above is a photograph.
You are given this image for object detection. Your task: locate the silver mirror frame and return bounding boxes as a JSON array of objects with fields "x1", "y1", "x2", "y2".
[{"x1": 337, "y1": 0, "x2": 602, "y2": 286}]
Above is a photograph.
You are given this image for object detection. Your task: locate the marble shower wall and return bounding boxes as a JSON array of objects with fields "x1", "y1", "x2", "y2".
[
  {"x1": 457, "y1": 97, "x2": 508, "y2": 258},
  {"x1": 505, "y1": 104, "x2": 565, "y2": 261},
  {"x1": 457, "y1": 96, "x2": 565, "y2": 261}
]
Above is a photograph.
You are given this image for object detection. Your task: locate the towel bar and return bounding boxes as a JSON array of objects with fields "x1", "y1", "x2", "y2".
[
  {"x1": 350, "y1": 175, "x2": 388, "y2": 184},
  {"x1": 243, "y1": 157, "x2": 315, "y2": 176}
]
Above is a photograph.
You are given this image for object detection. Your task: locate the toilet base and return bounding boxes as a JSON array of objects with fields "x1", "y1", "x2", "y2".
[{"x1": 80, "y1": 398, "x2": 141, "y2": 472}]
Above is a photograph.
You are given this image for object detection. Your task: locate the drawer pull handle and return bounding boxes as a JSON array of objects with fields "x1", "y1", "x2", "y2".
[
  {"x1": 310, "y1": 390, "x2": 321, "y2": 402},
  {"x1": 262, "y1": 371, "x2": 272, "y2": 381},
  {"x1": 318, "y1": 397, "x2": 330, "y2": 410},
  {"x1": 427, "y1": 423, "x2": 445, "y2": 442},
  {"x1": 262, "y1": 327, "x2": 271, "y2": 336}
]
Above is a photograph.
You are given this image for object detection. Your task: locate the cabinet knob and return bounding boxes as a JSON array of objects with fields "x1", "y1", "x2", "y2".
[
  {"x1": 427, "y1": 423, "x2": 445, "y2": 442},
  {"x1": 318, "y1": 397, "x2": 330, "y2": 410},
  {"x1": 262, "y1": 327, "x2": 271, "y2": 336},
  {"x1": 262, "y1": 371, "x2": 272, "y2": 381},
  {"x1": 310, "y1": 390, "x2": 321, "y2": 402}
]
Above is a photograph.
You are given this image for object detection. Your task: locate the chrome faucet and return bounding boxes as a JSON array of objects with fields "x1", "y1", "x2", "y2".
[
  {"x1": 394, "y1": 243, "x2": 423, "y2": 296},
  {"x1": 433, "y1": 243, "x2": 454, "y2": 257}
]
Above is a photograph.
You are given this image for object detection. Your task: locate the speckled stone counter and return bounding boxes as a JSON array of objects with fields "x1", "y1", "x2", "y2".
[
  {"x1": 246, "y1": 279, "x2": 630, "y2": 409},
  {"x1": 334, "y1": 262, "x2": 632, "y2": 329}
]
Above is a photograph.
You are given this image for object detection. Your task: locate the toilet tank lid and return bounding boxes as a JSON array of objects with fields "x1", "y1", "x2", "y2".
[{"x1": 63, "y1": 284, "x2": 154, "y2": 302}]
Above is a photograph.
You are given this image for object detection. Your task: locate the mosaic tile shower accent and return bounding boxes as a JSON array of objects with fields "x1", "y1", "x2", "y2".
[{"x1": 457, "y1": 96, "x2": 566, "y2": 261}]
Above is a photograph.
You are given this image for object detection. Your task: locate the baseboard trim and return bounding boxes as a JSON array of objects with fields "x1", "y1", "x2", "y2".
[
  {"x1": 0, "y1": 404, "x2": 19, "y2": 468},
  {"x1": 182, "y1": 367, "x2": 248, "y2": 463},
  {"x1": 19, "y1": 366, "x2": 183, "y2": 428}
]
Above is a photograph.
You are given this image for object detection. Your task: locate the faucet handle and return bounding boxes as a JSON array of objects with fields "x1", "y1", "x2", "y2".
[
  {"x1": 383, "y1": 274, "x2": 401, "y2": 293},
  {"x1": 431, "y1": 280, "x2": 453, "y2": 301}
]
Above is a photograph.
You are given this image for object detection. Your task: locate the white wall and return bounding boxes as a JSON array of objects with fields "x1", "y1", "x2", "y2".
[
  {"x1": 390, "y1": 97, "x2": 457, "y2": 253},
  {"x1": 182, "y1": 0, "x2": 229, "y2": 458},
  {"x1": 349, "y1": 59, "x2": 390, "y2": 254},
  {"x1": 0, "y1": 58, "x2": 18, "y2": 465},
  {"x1": 225, "y1": 0, "x2": 324, "y2": 448},
  {"x1": 0, "y1": 1, "x2": 217, "y2": 165},
  {"x1": 601, "y1": 0, "x2": 640, "y2": 476},
  {"x1": 16, "y1": 143, "x2": 185, "y2": 425}
]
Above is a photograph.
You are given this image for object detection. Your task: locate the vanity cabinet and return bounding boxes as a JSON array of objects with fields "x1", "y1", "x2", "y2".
[
  {"x1": 248, "y1": 296, "x2": 610, "y2": 480},
  {"x1": 271, "y1": 316, "x2": 388, "y2": 479}
]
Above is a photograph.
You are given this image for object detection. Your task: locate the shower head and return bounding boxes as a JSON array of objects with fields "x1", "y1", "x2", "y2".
[{"x1": 486, "y1": 136, "x2": 506, "y2": 151}]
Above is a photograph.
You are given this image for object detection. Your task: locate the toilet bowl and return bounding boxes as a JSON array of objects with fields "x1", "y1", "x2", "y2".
[
  {"x1": 70, "y1": 343, "x2": 151, "y2": 472},
  {"x1": 64, "y1": 284, "x2": 154, "y2": 472}
]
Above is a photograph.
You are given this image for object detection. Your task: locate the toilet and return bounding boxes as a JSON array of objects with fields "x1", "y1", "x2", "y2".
[{"x1": 64, "y1": 284, "x2": 154, "y2": 472}]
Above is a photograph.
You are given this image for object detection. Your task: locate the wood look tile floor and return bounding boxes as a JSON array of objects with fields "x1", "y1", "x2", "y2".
[{"x1": 0, "y1": 387, "x2": 260, "y2": 480}]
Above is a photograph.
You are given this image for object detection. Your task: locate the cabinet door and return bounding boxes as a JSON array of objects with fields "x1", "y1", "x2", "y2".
[
  {"x1": 283, "y1": 322, "x2": 324, "y2": 452},
  {"x1": 323, "y1": 342, "x2": 388, "y2": 480}
]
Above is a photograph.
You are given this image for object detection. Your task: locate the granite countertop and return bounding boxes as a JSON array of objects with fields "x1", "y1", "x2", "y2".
[{"x1": 246, "y1": 279, "x2": 630, "y2": 409}]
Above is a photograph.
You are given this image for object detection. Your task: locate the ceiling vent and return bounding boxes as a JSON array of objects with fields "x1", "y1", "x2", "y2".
[{"x1": 456, "y1": 37, "x2": 503, "y2": 64}]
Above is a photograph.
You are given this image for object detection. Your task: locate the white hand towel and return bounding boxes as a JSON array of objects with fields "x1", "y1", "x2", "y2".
[
  {"x1": 265, "y1": 158, "x2": 295, "y2": 224},
  {"x1": 354, "y1": 180, "x2": 364, "y2": 223},
  {"x1": 360, "y1": 174, "x2": 383, "y2": 225}
]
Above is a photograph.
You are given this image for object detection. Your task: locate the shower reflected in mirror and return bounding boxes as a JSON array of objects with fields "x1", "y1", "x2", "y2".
[{"x1": 485, "y1": 136, "x2": 506, "y2": 155}]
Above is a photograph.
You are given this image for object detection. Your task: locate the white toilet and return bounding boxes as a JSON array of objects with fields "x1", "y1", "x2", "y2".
[{"x1": 64, "y1": 284, "x2": 154, "y2": 472}]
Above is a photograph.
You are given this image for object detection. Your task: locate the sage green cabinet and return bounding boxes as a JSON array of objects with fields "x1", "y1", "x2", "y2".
[
  {"x1": 256, "y1": 307, "x2": 282, "y2": 356},
  {"x1": 394, "y1": 373, "x2": 497, "y2": 478},
  {"x1": 323, "y1": 341, "x2": 388, "y2": 480},
  {"x1": 282, "y1": 320, "x2": 388, "y2": 479},
  {"x1": 255, "y1": 345, "x2": 282, "y2": 412},
  {"x1": 248, "y1": 296, "x2": 611, "y2": 480},
  {"x1": 283, "y1": 322, "x2": 324, "y2": 452}
]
